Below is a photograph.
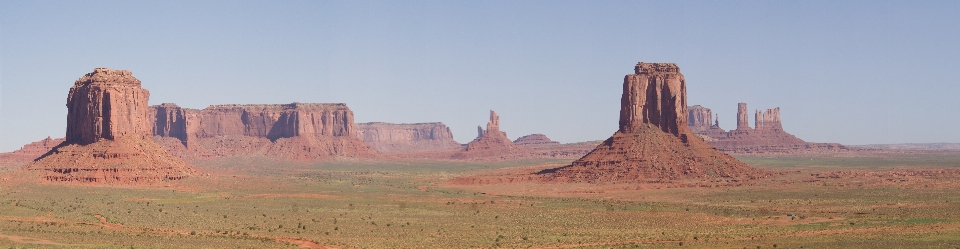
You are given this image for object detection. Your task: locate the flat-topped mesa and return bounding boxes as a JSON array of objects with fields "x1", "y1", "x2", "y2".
[
  {"x1": 736, "y1": 102, "x2": 751, "y2": 131},
  {"x1": 687, "y1": 105, "x2": 713, "y2": 133},
  {"x1": 197, "y1": 103, "x2": 354, "y2": 140},
  {"x1": 29, "y1": 68, "x2": 194, "y2": 184},
  {"x1": 513, "y1": 134, "x2": 560, "y2": 146},
  {"x1": 149, "y1": 102, "x2": 379, "y2": 161},
  {"x1": 354, "y1": 122, "x2": 461, "y2": 152},
  {"x1": 66, "y1": 68, "x2": 151, "y2": 145},
  {"x1": 619, "y1": 62, "x2": 687, "y2": 136}
]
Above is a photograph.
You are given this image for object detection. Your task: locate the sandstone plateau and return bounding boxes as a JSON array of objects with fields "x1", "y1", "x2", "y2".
[
  {"x1": 688, "y1": 103, "x2": 847, "y2": 154},
  {"x1": 540, "y1": 62, "x2": 755, "y2": 182},
  {"x1": 0, "y1": 137, "x2": 65, "y2": 166},
  {"x1": 355, "y1": 122, "x2": 462, "y2": 152},
  {"x1": 150, "y1": 102, "x2": 381, "y2": 161},
  {"x1": 513, "y1": 134, "x2": 560, "y2": 146},
  {"x1": 26, "y1": 68, "x2": 194, "y2": 183},
  {"x1": 451, "y1": 111, "x2": 532, "y2": 159}
]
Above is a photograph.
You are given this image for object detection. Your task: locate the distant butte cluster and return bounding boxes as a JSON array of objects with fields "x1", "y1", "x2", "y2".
[{"x1": 687, "y1": 103, "x2": 847, "y2": 154}]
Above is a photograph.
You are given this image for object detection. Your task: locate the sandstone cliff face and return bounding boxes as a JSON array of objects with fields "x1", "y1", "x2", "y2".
[
  {"x1": 28, "y1": 68, "x2": 194, "y2": 184},
  {"x1": 66, "y1": 68, "x2": 152, "y2": 145},
  {"x1": 150, "y1": 103, "x2": 201, "y2": 147},
  {"x1": 542, "y1": 62, "x2": 755, "y2": 182},
  {"x1": 355, "y1": 122, "x2": 461, "y2": 152},
  {"x1": 451, "y1": 111, "x2": 532, "y2": 159},
  {"x1": 736, "y1": 102, "x2": 750, "y2": 131},
  {"x1": 513, "y1": 134, "x2": 560, "y2": 146},
  {"x1": 687, "y1": 105, "x2": 713, "y2": 133},
  {"x1": 150, "y1": 102, "x2": 379, "y2": 161},
  {"x1": 619, "y1": 63, "x2": 687, "y2": 136}
]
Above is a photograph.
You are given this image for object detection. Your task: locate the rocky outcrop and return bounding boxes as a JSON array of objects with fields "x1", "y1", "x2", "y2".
[
  {"x1": 451, "y1": 111, "x2": 532, "y2": 159},
  {"x1": 0, "y1": 137, "x2": 65, "y2": 166},
  {"x1": 690, "y1": 103, "x2": 848, "y2": 154},
  {"x1": 149, "y1": 102, "x2": 380, "y2": 161},
  {"x1": 541, "y1": 62, "x2": 755, "y2": 182},
  {"x1": 355, "y1": 122, "x2": 461, "y2": 152},
  {"x1": 687, "y1": 105, "x2": 713, "y2": 133},
  {"x1": 736, "y1": 102, "x2": 750, "y2": 131},
  {"x1": 27, "y1": 68, "x2": 194, "y2": 184},
  {"x1": 513, "y1": 134, "x2": 560, "y2": 146}
]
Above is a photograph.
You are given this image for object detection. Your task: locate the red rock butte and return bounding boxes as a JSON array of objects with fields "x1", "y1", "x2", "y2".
[
  {"x1": 451, "y1": 110, "x2": 532, "y2": 159},
  {"x1": 540, "y1": 62, "x2": 755, "y2": 182},
  {"x1": 27, "y1": 68, "x2": 194, "y2": 183}
]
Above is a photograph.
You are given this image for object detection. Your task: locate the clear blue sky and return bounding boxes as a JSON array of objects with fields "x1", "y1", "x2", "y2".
[{"x1": 2, "y1": 0, "x2": 959, "y2": 152}]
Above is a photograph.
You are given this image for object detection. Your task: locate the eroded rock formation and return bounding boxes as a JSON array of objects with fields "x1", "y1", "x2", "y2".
[
  {"x1": 689, "y1": 103, "x2": 847, "y2": 154},
  {"x1": 0, "y1": 137, "x2": 65, "y2": 166},
  {"x1": 687, "y1": 105, "x2": 713, "y2": 133},
  {"x1": 150, "y1": 102, "x2": 380, "y2": 161},
  {"x1": 355, "y1": 122, "x2": 461, "y2": 152},
  {"x1": 513, "y1": 134, "x2": 560, "y2": 146},
  {"x1": 27, "y1": 68, "x2": 194, "y2": 183},
  {"x1": 541, "y1": 62, "x2": 754, "y2": 182},
  {"x1": 451, "y1": 111, "x2": 532, "y2": 159}
]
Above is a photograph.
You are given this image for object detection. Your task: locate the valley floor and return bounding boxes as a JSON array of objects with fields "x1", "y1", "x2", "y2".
[{"x1": 2, "y1": 153, "x2": 960, "y2": 248}]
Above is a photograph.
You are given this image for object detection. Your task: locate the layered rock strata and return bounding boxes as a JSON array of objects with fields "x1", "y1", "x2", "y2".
[
  {"x1": 149, "y1": 103, "x2": 380, "y2": 161},
  {"x1": 689, "y1": 103, "x2": 847, "y2": 154},
  {"x1": 27, "y1": 68, "x2": 194, "y2": 183},
  {"x1": 355, "y1": 122, "x2": 462, "y2": 152},
  {"x1": 0, "y1": 137, "x2": 65, "y2": 166},
  {"x1": 451, "y1": 111, "x2": 532, "y2": 159},
  {"x1": 513, "y1": 134, "x2": 560, "y2": 146},
  {"x1": 541, "y1": 62, "x2": 754, "y2": 182}
]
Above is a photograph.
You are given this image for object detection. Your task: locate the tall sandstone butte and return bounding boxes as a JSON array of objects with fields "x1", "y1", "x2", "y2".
[
  {"x1": 150, "y1": 102, "x2": 380, "y2": 161},
  {"x1": 542, "y1": 62, "x2": 754, "y2": 182},
  {"x1": 451, "y1": 111, "x2": 532, "y2": 159},
  {"x1": 27, "y1": 68, "x2": 194, "y2": 183},
  {"x1": 687, "y1": 105, "x2": 713, "y2": 133},
  {"x1": 355, "y1": 122, "x2": 461, "y2": 152}
]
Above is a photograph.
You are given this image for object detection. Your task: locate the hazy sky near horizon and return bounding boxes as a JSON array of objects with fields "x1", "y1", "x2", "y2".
[{"x1": 1, "y1": 0, "x2": 959, "y2": 152}]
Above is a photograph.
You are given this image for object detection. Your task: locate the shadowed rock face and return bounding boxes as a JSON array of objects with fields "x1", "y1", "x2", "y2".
[
  {"x1": 28, "y1": 68, "x2": 194, "y2": 184},
  {"x1": 149, "y1": 102, "x2": 380, "y2": 161},
  {"x1": 451, "y1": 110, "x2": 532, "y2": 159},
  {"x1": 542, "y1": 62, "x2": 755, "y2": 182},
  {"x1": 355, "y1": 122, "x2": 461, "y2": 152},
  {"x1": 66, "y1": 68, "x2": 151, "y2": 145},
  {"x1": 619, "y1": 63, "x2": 687, "y2": 136},
  {"x1": 687, "y1": 105, "x2": 713, "y2": 133}
]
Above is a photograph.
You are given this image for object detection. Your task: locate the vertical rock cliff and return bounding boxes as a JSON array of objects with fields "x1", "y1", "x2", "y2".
[
  {"x1": 28, "y1": 68, "x2": 194, "y2": 184},
  {"x1": 541, "y1": 62, "x2": 754, "y2": 182},
  {"x1": 687, "y1": 105, "x2": 713, "y2": 133},
  {"x1": 736, "y1": 102, "x2": 751, "y2": 131},
  {"x1": 150, "y1": 102, "x2": 380, "y2": 161}
]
